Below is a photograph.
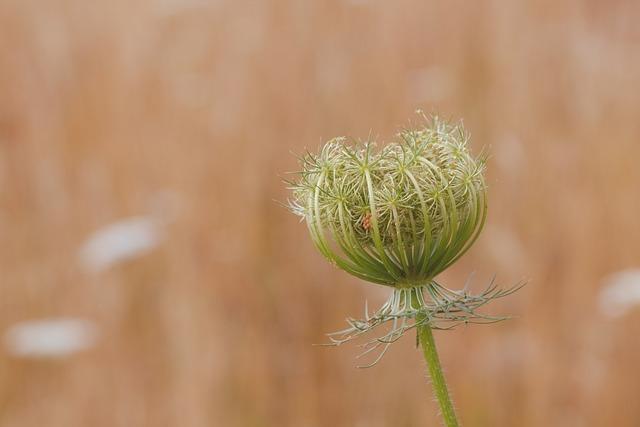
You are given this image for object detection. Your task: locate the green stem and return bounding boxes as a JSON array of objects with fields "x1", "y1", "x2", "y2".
[{"x1": 417, "y1": 322, "x2": 460, "y2": 427}]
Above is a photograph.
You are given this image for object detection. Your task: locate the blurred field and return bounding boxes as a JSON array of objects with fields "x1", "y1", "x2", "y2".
[{"x1": 1, "y1": 0, "x2": 640, "y2": 426}]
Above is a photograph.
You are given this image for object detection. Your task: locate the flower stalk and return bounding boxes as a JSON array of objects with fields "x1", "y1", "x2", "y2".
[{"x1": 418, "y1": 321, "x2": 459, "y2": 427}]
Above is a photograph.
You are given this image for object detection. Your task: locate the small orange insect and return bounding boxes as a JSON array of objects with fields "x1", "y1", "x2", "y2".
[{"x1": 361, "y1": 212, "x2": 372, "y2": 231}]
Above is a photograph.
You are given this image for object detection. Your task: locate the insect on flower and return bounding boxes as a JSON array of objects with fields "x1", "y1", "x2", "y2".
[{"x1": 361, "y1": 212, "x2": 372, "y2": 232}]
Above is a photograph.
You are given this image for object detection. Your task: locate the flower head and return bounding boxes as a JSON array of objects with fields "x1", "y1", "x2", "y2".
[
  {"x1": 287, "y1": 113, "x2": 522, "y2": 366},
  {"x1": 290, "y1": 115, "x2": 486, "y2": 287}
]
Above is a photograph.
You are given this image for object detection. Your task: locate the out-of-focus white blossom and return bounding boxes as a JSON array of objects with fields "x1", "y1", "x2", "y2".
[
  {"x1": 4, "y1": 318, "x2": 99, "y2": 358},
  {"x1": 598, "y1": 269, "x2": 640, "y2": 318},
  {"x1": 79, "y1": 216, "x2": 162, "y2": 272}
]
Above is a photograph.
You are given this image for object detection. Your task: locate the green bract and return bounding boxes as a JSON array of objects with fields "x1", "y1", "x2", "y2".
[{"x1": 290, "y1": 116, "x2": 487, "y2": 288}]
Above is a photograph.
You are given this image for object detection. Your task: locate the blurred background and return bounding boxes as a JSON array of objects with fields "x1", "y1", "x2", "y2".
[{"x1": 1, "y1": 0, "x2": 640, "y2": 426}]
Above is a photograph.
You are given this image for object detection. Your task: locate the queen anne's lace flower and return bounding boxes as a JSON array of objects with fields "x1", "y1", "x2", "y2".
[{"x1": 288, "y1": 113, "x2": 522, "y2": 367}]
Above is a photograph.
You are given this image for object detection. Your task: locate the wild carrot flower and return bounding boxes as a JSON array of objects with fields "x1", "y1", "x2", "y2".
[{"x1": 287, "y1": 112, "x2": 522, "y2": 425}]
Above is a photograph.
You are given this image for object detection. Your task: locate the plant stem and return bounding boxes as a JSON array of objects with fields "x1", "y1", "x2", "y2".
[{"x1": 417, "y1": 322, "x2": 460, "y2": 427}]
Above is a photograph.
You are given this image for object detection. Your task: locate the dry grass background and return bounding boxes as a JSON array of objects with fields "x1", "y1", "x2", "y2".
[{"x1": 1, "y1": 0, "x2": 640, "y2": 426}]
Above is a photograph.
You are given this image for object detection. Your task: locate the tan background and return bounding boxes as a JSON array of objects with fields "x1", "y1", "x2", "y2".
[{"x1": 1, "y1": 0, "x2": 640, "y2": 426}]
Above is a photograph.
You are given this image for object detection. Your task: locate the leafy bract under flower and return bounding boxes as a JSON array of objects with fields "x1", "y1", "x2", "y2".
[{"x1": 289, "y1": 116, "x2": 487, "y2": 288}]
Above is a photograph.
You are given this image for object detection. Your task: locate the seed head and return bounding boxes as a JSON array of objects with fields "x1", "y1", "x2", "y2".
[
  {"x1": 287, "y1": 113, "x2": 522, "y2": 367},
  {"x1": 289, "y1": 115, "x2": 487, "y2": 287}
]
